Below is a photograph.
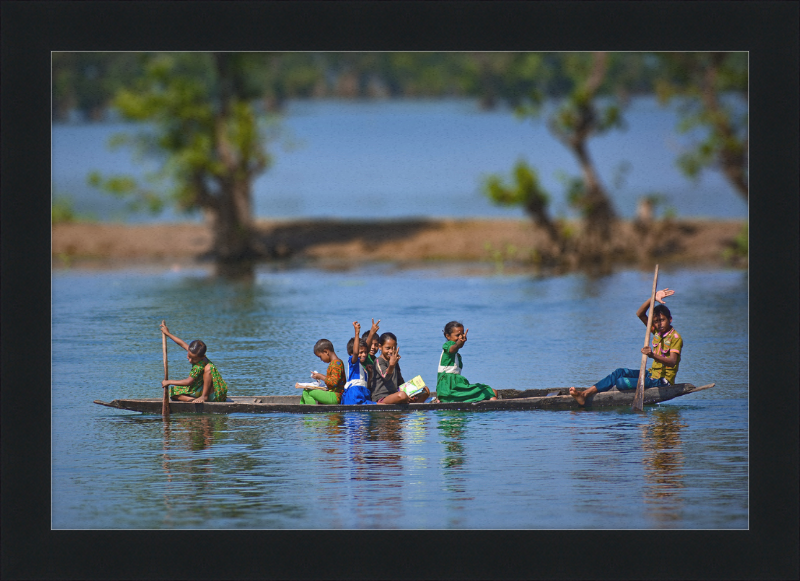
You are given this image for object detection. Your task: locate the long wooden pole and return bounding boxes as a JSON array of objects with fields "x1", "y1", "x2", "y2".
[
  {"x1": 161, "y1": 319, "x2": 170, "y2": 418},
  {"x1": 632, "y1": 265, "x2": 659, "y2": 411}
]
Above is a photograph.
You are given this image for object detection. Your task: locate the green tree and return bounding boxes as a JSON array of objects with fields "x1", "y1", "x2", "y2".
[
  {"x1": 89, "y1": 52, "x2": 275, "y2": 264},
  {"x1": 52, "y1": 53, "x2": 144, "y2": 121},
  {"x1": 484, "y1": 160, "x2": 560, "y2": 246},
  {"x1": 545, "y1": 52, "x2": 623, "y2": 239},
  {"x1": 448, "y1": 53, "x2": 548, "y2": 109},
  {"x1": 654, "y1": 52, "x2": 748, "y2": 200},
  {"x1": 484, "y1": 52, "x2": 631, "y2": 262}
]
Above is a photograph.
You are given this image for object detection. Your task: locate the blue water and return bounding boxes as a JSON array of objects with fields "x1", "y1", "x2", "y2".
[
  {"x1": 52, "y1": 264, "x2": 748, "y2": 529},
  {"x1": 51, "y1": 97, "x2": 748, "y2": 222}
]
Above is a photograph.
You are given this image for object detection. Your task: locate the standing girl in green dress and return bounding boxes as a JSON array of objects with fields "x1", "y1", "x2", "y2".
[
  {"x1": 160, "y1": 322, "x2": 228, "y2": 402},
  {"x1": 436, "y1": 321, "x2": 497, "y2": 403}
]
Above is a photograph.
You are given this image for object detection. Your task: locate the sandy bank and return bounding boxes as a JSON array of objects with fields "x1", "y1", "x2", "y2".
[{"x1": 52, "y1": 218, "x2": 747, "y2": 268}]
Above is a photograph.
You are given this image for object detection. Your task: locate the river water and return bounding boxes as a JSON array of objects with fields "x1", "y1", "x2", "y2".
[
  {"x1": 51, "y1": 96, "x2": 748, "y2": 529},
  {"x1": 53, "y1": 264, "x2": 748, "y2": 529}
]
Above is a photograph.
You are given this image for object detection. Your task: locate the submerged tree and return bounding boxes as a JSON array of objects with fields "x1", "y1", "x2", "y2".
[
  {"x1": 89, "y1": 52, "x2": 275, "y2": 265},
  {"x1": 484, "y1": 161, "x2": 562, "y2": 261},
  {"x1": 654, "y1": 52, "x2": 748, "y2": 200},
  {"x1": 545, "y1": 52, "x2": 622, "y2": 245},
  {"x1": 483, "y1": 52, "x2": 630, "y2": 264}
]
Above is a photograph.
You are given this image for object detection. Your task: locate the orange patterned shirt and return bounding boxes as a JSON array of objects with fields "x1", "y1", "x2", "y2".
[{"x1": 324, "y1": 360, "x2": 346, "y2": 401}]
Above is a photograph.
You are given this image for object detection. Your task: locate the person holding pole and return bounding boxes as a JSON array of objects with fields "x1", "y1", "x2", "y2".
[
  {"x1": 160, "y1": 322, "x2": 229, "y2": 403},
  {"x1": 568, "y1": 287, "x2": 682, "y2": 406}
]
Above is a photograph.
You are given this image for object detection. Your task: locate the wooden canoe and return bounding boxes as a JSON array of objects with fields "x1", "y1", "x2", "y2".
[{"x1": 94, "y1": 383, "x2": 714, "y2": 414}]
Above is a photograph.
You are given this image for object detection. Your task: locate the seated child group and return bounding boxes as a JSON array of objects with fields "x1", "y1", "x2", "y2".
[
  {"x1": 295, "y1": 319, "x2": 498, "y2": 405},
  {"x1": 160, "y1": 288, "x2": 682, "y2": 406}
]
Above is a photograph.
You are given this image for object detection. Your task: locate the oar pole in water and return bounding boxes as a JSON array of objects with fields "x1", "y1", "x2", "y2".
[
  {"x1": 161, "y1": 319, "x2": 170, "y2": 417},
  {"x1": 632, "y1": 265, "x2": 659, "y2": 411}
]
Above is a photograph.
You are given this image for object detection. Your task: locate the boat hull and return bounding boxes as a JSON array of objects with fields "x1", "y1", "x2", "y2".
[{"x1": 94, "y1": 383, "x2": 714, "y2": 414}]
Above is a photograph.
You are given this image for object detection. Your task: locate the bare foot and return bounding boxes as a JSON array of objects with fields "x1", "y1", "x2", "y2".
[
  {"x1": 569, "y1": 387, "x2": 587, "y2": 406},
  {"x1": 171, "y1": 394, "x2": 196, "y2": 402}
]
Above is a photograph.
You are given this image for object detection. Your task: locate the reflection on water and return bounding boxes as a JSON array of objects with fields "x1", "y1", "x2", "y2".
[
  {"x1": 439, "y1": 411, "x2": 468, "y2": 472},
  {"x1": 301, "y1": 412, "x2": 347, "y2": 496},
  {"x1": 641, "y1": 408, "x2": 687, "y2": 526},
  {"x1": 160, "y1": 415, "x2": 228, "y2": 528},
  {"x1": 214, "y1": 261, "x2": 256, "y2": 282},
  {"x1": 347, "y1": 413, "x2": 406, "y2": 527},
  {"x1": 53, "y1": 266, "x2": 748, "y2": 529},
  {"x1": 362, "y1": 412, "x2": 405, "y2": 482},
  {"x1": 438, "y1": 411, "x2": 475, "y2": 526}
]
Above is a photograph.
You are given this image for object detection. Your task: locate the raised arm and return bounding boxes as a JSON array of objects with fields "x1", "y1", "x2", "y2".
[
  {"x1": 448, "y1": 328, "x2": 468, "y2": 353},
  {"x1": 636, "y1": 289, "x2": 674, "y2": 326},
  {"x1": 385, "y1": 347, "x2": 400, "y2": 378},
  {"x1": 160, "y1": 322, "x2": 189, "y2": 351},
  {"x1": 351, "y1": 321, "x2": 362, "y2": 364},
  {"x1": 364, "y1": 318, "x2": 380, "y2": 351}
]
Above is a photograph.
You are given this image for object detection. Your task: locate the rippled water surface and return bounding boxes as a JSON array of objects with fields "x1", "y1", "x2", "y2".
[{"x1": 52, "y1": 265, "x2": 748, "y2": 529}]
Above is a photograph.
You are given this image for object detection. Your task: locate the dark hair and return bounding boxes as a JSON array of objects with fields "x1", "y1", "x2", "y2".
[
  {"x1": 313, "y1": 338, "x2": 334, "y2": 354},
  {"x1": 443, "y1": 321, "x2": 463, "y2": 337},
  {"x1": 653, "y1": 304, "x2": 672, "y2": 320},
  {"x1": 347, "y1": 337, "x2": 368, "y2": 355},
  {"x1": 361, "y1": 331, "x2": 377, "y2": 343},
  {"x1": 378, "y1": 332, "x2": 397, "y2": 346},
  {"x1": 188, "y1": 340, "x2": 207, "y2": 357}
]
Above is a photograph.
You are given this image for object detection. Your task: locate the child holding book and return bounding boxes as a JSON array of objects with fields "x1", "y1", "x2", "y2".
[
  {"x1": 370, "y1": 332, "x2": 430, "y2": 404},
  {"x1": 159, "y1": 322, "x2": 228, "y2": 402},
  {"x1": 296, "y1": 339, "x2": 346, "y2": 405},
  {"x1": 436, "y1": 322, "x2": 497, "y2": 403},
  {"x1": 342, "y1": 321, "x2": 377, "y2": 405}
]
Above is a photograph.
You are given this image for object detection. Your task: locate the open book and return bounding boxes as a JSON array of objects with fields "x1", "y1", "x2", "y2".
[
  {"x1": 399, "y1": 375, "x2": 427, "y2": 398},
  {"x1": 296, "y1": 372, "x2": 328, "y2": 390},
  {"x1": 295, "y1": 382, "x2": 328, "y2": 390}
]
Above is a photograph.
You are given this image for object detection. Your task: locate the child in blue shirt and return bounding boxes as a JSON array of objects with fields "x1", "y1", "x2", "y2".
[{"x1": 342, "y1": 320, "x2": 379, "y2": 405}]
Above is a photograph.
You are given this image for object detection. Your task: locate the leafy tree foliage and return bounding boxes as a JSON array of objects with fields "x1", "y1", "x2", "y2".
[
  {"x1": 58, "y1": 51, "x2": 746, "y2": 267},
  {"x1": 52, "y1": 53, "x2": 143, "y2": 121},
  {"x1": 484, "y1": 160, "x2": 560, "y2": 245},
  {"x1": 88, "y1": 53, "x2": 274, "y2": 263},
  {"x1": 654, "y1": 52, "x2": 748, "y2": 200},
  {"x1": 544, "y1": 52, "x2": 624, "y2": 231},
  {"x1": 53, "y1": 52, "x2": 671, "y2": 120},
  {"x1": 483, "y1": 52, "x2": 639, "y2": 263}
]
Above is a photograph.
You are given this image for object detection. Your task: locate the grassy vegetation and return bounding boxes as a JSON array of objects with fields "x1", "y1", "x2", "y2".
[
  {"x1": 723, "y1": 223, "x2": 748, "y2": 263},
  {"x1": 52, "y1": 195, "x2": 96, "y2": 224}
]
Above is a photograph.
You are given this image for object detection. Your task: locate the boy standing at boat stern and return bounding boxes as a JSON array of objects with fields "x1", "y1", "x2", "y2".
[{"x1": 569, "y1": 288, "x2": 682, "y2": 406}]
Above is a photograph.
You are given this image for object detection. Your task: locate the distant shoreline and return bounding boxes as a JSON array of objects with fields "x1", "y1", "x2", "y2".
[{"x1": 52, "y1": 217, "x2": 747, "y2": 270}]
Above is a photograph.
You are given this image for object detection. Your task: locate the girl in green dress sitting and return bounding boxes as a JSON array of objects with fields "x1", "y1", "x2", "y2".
[
  {"x1": 436, "y1": 321, "x2": 497, "y2": 403},
  {"x1": 160, "y1": 322, "x2": 228, "y2": 403}
]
